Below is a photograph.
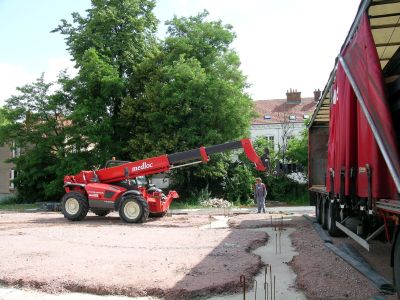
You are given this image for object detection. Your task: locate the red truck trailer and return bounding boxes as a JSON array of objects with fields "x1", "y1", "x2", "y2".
[{"x1": 308, "y1": 0, "x2": 400, "y2": 294}]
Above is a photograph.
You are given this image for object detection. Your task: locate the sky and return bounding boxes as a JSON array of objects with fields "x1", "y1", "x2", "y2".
[{"x1": 0, "y1": 0, "x2": 360, "y2": 104}]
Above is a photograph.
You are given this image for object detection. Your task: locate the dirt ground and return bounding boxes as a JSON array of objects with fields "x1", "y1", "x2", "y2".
[
  {"x1": 0, "y1": 209, "x2": 397, "y2": 299},
  {"x1": 289, "y1": 218, "x2": 395, "y2": 299},
  {"x1": 0, "y1": 211, "x2": 266, "y2": 299}
]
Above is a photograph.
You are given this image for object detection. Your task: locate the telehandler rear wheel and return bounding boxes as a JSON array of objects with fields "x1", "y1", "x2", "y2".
[
  {"x1": 119, "y1": 195, "x2": 149, "y2": 223},
  {"x1": 91, "y1": 209, "x2": 111, "y2": 217},
  {"x1": 61, "y1": 192, "x2": 89, "y2": 221}
]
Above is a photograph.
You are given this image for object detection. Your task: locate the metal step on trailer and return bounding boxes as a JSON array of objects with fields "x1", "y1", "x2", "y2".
[
  {"x1": 335, "y1": 221, "x2": 384, "y2": 252},
  {"x1": 376, "y1": 199, "x2": 400, "y2": 214}
]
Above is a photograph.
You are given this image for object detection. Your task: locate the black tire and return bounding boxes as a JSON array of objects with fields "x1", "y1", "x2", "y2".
[
  {"x1": 316, "y1": 194, "x2": 322, "y2": 224},
  {"x1": 321, "y1": 195, "x2": 328, "y2": 229},
  {"x1": 91, "y1": 209, "x2": 111, "y2": 217},
  {"x1": 61, "y1": 192, "x2": 89, "y2": 221},
  {"x1": 394, "y1": 233, "x2": 400, "y2": 297},
  {"x1": 119, "y1": 195, "x2": 149, "y2": 223},
  {"x1": 327, "y1": 199, "x2": 340, "y2": 236}
]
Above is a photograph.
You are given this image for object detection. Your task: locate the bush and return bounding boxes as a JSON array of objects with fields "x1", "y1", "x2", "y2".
[
  {"x1": 264, "y1": 174, "x2": 308, "y2": 203},
  {"x1": 0, "y1": 194, "x2": 20, "y2": 205},
  {"x1": 225, "y1": 163, "x2": 255, "y2": 204}
]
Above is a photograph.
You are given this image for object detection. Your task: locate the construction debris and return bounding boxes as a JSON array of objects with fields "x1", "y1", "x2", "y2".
[{"x1": 200, "y1": 198, "x2": 232, "y2": 208}]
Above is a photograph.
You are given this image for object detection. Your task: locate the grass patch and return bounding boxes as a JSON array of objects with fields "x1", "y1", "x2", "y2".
[
  {"x1": 0, "y1": 195, "x2": 41, "y2": 210},
  {"x1": 0, "y1": 203, "x2": 40, "y2": 211}
]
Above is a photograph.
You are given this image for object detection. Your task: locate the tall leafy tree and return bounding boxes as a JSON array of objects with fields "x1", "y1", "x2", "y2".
[
  {"x1": 1, "y1": 4, "x2": 256, "y2": 202},
  {"x1": 0, "y1": 75, "x2": 75, "y2": 201},
  {"x1": 124, "y1": 11, "x2": 254, "y2": 158},
  {"x1": 123, "y1": 11, "x2": 255, "y2": 198},
  {"x1": 53, "y1": 0, "x2": 158, "y2": 161}
]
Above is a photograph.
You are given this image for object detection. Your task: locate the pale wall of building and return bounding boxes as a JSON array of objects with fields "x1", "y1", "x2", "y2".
[
  {"x1": 250, "y1": 122, "x2": 306, "y2": 150},
  {"x1": 0, "y1": 145, "x2": 14, "y2": 199}
]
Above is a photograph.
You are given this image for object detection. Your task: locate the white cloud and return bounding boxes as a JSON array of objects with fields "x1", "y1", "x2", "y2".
[
  {"x1": 0, "y1": 63, "x2": 36, "y2": 104},
  {"x1": 0, "y1": 57, "x2": 77, "y2": 106},
  {"x1": 44, "y1": 57, "x2": 77, "y2": 83}
]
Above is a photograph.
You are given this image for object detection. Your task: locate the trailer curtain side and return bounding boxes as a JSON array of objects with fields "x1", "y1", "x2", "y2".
[{"x1": 326, "y1": 13, "x2": 399, "y2": 199}]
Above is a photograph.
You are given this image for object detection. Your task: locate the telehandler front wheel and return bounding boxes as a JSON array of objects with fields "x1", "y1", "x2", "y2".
[
  {"x1": 119, "y1": 195, "x2": 149, "y2": 223},
  {"x1": 61, "y1": 192, "x2": 89, "y2": 221}
]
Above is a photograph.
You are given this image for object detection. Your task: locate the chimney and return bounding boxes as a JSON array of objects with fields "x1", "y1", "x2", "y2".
[
  {"x1": 286, "y1": 89, "x2": 301, "y2": 104},
  {"x1": 314, "y1": 89, "x2": 321, "y2": 102}
]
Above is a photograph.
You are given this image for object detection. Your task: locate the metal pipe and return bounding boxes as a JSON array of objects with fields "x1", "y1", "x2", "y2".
[
  {"x1": 254, "y1": 279, "x2": 257, "y2": 300},
  {"x1": 273, "y1": 276, "x2": 276, "y2": 300},
  {"x1": 240, "y1": 275, "x2": 246, "y2": 300},
  {"x1": 339, "y1": 55, "x2": 400, "y2": 193},
  {"x1": 279, "y1": 231, "x2": 282, "y2": 254},
  {"x1": 270, "y1": 265, "x2": 272, "y2": 300},
  {"x1": 264, "y1": 266, "x2": 268, "y2": 300},
  {"x1": 169, "y1": 160, "x2": 203, "y2": 169},
  {"x1": 341, "y1": 0, "x2": 372, "y2": 52}
]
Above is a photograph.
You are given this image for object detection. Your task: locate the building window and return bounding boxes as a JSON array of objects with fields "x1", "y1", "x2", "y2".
[
  {"x1": 9, "y1": 169, "x2": 15, "y2": 189},
  {"x1": 11, "y1": 141, "x2": 20, "y2": 158},
  {"x1": 265, "y1": 136, "x2": 274, "y2": 144},
  {"x1": 303, "y1": 114, "x2": 309, "y2": 119},
  {"x1": 264, "y1": 114, "x2": 271, "y2": 120},
  {"x1": 289, "y1": 115, "x2": 296, "y2": 121}
]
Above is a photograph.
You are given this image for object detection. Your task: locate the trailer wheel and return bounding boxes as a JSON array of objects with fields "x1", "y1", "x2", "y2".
[
  {"x1": 321, "y1": 195, "x2": 328, "y2": 229},
  {"x1": 61, "y1": 192, "x2": 89, "y2": 221},
  {"x1": 316, "y1": 194, "x2": 322, "y2": 224},
  {"x1": 327, "y1": 199, "x2": 340, "y2": 236},
  {"x1": 91, "y1": 209, "x2": 111, "y2": 217},
  {"x1": 119, "y1": 195, "x2": 149, "y2": 223},
  {"x1": 394, "y1": 235, "x2": 400, "y2": 297}
]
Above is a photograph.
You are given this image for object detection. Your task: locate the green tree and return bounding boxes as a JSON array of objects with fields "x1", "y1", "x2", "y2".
[
  {"x1": 124, "y1": 11, "x2": 255, "y2": 198},
  {"x1": 124, "y1": 11, "x2": 254, "y2": 158},
  {"x1": 286, "y1": 128, "x2": 308, "y2": 171},
  {"x1": 53, "y1": 0, "x2": 158, "y2": 161},
  {"x1": 1, "y1": 4, "x2": 256, "y2": 203},
  {"x1": 0, "y1": 75, "x2": 76, "y2": 201}
]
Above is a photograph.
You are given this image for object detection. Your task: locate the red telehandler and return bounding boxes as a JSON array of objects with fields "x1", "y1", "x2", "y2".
[{"x1": 61, "y1": 138, "x2": 267, "y2": 223}]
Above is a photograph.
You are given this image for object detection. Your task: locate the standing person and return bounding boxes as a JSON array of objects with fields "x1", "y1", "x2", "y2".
[{"x1": 254, "y1": 177, "x2": 267, "y2": 213}]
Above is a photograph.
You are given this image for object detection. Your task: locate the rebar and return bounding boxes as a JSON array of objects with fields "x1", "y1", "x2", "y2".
[
  {"x1": 264, "y1": 266, "x2": 268, "y2": 300},
  {"x1": 273, "y1": 276, "x2": 276, "y2": 300},
  {"x1": 279, "y1": 231, "x2": 281, "y2": 254},
  {"x1": 269, "y1": 265, "x2": 272, "y2": 300},
  {"x1": 254, "y1": 279, "x2": 257, "y2": 300},
  {"x1": 240, "y1": 275, "x2": 246, "y2": 300}
]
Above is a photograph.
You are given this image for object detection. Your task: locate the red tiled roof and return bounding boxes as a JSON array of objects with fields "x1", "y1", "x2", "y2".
[{"x1": 252, "y1": 97, "x2": 317, "y2": 124}]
